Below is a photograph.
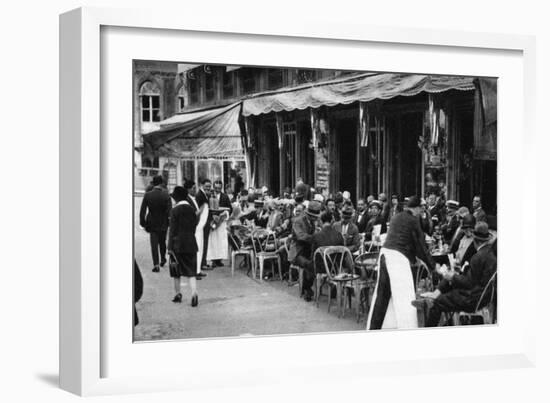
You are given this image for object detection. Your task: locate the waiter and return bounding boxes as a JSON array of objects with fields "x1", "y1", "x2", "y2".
[
  {"x1": 367, "y1": 196, "x2": 437, "y2": 330},
  {"x1": 207, "y1": 180, "x2": 233, "y2": 267}
]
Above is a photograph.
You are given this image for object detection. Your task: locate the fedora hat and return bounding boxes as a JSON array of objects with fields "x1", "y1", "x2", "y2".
[
  {"x1": 461, "y1": 214, "x2": 476, "y2": 229},
  {"x1": 369, "y1": 200, "x2": 383, "y2": 209},
  {"x1": 473, "y1": 221, "x2": 491, "y2": 241},
  {"x1": 305, "y1": 201, "x2": 322, "y2": 217},
  {"x1": 446, "y1": 200, "x2": 459, "y2": 210},
  {"x1": 406, "y1": 195, "x2": 421, "y2": 208},
  {"x1": 341, "y1": 204, "x2": 354, "y2": 217}
]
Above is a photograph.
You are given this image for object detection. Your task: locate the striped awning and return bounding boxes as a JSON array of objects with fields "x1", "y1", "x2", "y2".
[
  {"x1": 242, "y1": 73, "x2": 476, "y2": 116},
  {"x1": 143, "y1": 102, "x2": 244, "y2": 159}
]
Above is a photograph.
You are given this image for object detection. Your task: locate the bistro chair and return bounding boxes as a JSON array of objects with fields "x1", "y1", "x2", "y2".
[
  {"x1": 228, "y1": 225, "x2": 255, "y2": 278},
  {"x1": 452, "y1": 272, "x2": 497, "y2": 325},
  {"x1": 414, "y1": 258, "x2": 434, "y2": 293},
  {"x1": 347, "y1": 252, "x2": 379, "y2": 322},
  {"x1": 313, "y1": 246, "x2": 355, "y2": 317},
  {"x1": 251, "y1": 228, "x2": 282, "y2": 281},
  {"x1": 284, "y1": 237, "x2": 304, "y2": 295}
]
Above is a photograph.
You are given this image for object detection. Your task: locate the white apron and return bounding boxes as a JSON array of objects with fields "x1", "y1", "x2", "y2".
[
  {"x1": 195, "y1": 204, "x2": 209, "y2": 274},
  {"x1": 207, "y1": 215, "x2": 229, "y2": 261},
  {"x1": 366, "y1": 247, "x2": 418, "y2": 330}
]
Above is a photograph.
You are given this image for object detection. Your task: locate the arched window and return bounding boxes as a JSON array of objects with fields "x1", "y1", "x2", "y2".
[{"x1": 139, "y1": 81, "x2": 161, "y2": 122}]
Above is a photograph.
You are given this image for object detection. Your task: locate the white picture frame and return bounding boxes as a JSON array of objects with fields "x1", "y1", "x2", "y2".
[{"x1": 60, "y1": 7, "x2": 537, "y2": 396}]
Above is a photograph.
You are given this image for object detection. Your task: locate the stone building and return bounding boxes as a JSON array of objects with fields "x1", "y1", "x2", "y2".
[{"x1": 138, "y1": 63, "x2": 497, "y2": 217}]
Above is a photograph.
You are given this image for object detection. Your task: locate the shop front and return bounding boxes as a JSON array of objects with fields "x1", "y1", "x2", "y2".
[{"x1": 242, "y1": 73, "x2": 497, "y2": 214}]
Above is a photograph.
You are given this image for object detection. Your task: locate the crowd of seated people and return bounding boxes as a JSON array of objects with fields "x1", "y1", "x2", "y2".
[{"x1": 224, "y1": 180, "x2": 496, "y2": 326}]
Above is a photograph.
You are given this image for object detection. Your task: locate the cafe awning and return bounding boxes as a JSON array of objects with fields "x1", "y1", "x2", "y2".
[
  {"x1": 142, "y1": 102, "x2": 244, "y2": 159},
  {"x1": 242, "y1": 72, "x2": 476, "y2": 116}
]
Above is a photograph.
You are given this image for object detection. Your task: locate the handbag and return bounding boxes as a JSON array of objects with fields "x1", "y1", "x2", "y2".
[{"x1": 168, "y1": 251, "x2": 180, "y2": 277}]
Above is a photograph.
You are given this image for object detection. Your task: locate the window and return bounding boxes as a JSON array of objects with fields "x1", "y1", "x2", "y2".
[
  {"x1": 240, "y1": 68, "x2": 256, "y2": 94},
  {"x1": 267, "y1": 69, "x2": 284, "y2": 89},
  {"x1": 223, "y1": 70, "x2": 234, "y2": 98},
  {"x1": 139, "y1": 81, "x2": 161, "y2": 122},
  {"x1": 188, "y1": 73, "x2": 199, "y2": 105},
  {"x1": 177, "y1": 85, "x2": 185, "y2": 111},
  {"x1": 205, "y1": 68, "x2": 215, "y2": 102},
  {"x1": 297, "y1": 69, "x2": 316, "y2": 84}
]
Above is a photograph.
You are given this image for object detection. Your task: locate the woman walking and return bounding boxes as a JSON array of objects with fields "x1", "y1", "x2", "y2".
[{"x1": 168, "y1": 186, "x2": 199, "y2": 306}]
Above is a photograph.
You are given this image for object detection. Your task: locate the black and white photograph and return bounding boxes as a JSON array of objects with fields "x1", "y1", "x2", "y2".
[{"x1": 133, "y1": 61, "x2": 497, "y2": 341}]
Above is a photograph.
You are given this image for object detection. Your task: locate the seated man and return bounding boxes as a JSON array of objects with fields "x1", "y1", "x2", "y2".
[
  {"x1": 418, "y1": 198, "x2": 433, "y2": 236},
  {"x1": 266, "y1": 199, "x2": 283, "y2": 234},
  {"x1": 416, "y1": 222, "x2": 496, "y2": 327},
  {"x1": 354, "y1": 198, "x2": 369, "y2": 233},
  {"x1": 240, "y1": 199, "x2": 269, "y2": 228},
  {"x1": 287, "y1": 201, "x2": 322, "y2": 300},
  {"x1": 309, "y1": 211, "x2": 346, "y2": 300},
  {"x1": 441, "y1": 200, "x2": 460, "y2": 244},
  {"x1": 333, "y1": 205, "x2": 361, "y2": 254},
  {"x1": 449, "y1": 213, "x2": 477, "y2": 269},
  {"x1": 365, "y1": 200, "x2": 387, "y2": 241},
  {"x1": 325, "y1": 198, "x2": 340, "y2": 223}
]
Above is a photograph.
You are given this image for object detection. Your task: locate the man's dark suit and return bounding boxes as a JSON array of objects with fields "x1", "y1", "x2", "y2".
[
  {"x1": 426, "y1": 243, "x2": 496, "y2": 326},
  {"x1": 364, "y1": 215, "x2": 387, "y2": 240},
  {"x1": 449, "y1": 230, "x2": 477, "y2": 267},
  {"x1": 288, "y1": 214, "x2": 315, "y2": 264},
  {"x1": 218, "y1": 192, "x2": 233, "y2": 213},
  {"x1": 311, "y1": 226, "x2": 345, "y2": 275},
  {"x1": 139, "y1": 186, "x2": 172, "y2": 267},
  {"x1": 355, "y1": 210, "x2": 370, "y2": 233}
]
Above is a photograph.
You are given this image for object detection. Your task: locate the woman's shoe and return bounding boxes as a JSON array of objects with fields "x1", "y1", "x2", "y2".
[
  {"x1": 191, "y1": 294, "x2": 198, "y2": 307},
  {"x1": 172, "y1": 293, "x2": 182, "y2": 303}
]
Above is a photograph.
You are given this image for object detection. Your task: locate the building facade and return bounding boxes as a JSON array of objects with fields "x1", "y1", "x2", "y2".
[{"x1": 136, "y1": 62, "x2": 497, "y2": 216}]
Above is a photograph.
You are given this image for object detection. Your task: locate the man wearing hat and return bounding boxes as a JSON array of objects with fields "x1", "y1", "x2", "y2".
[
  {"x1": 441, "y1": 200, "x2": 460, "y2": 244},
  {"x1": 418, "y1": 221, "x2": 496, "y2": 327},
  {"x1": 388, "y1": 194, "x2": 403, "y2": 223},
  {"x1": 367, "y1": 195, "x2": 437, "y2": 330},
  {"x1": 240, "y1": 199, "x2": 269, "y2": 228},
  {"x1": 139, "y1": 175, "x2": 172, "y2": 272},
  {"x1": 449, "y1": 214, "x2": 477, "y2": 269},
  {"x1": 333, "y1": 204, "x2": 361, "y2": 254},
  {"x1": 288, "y1": 201, "x2": 322, "y2": 300},
  {"x1": 365, "y1": 200, "x2": 387, "y2": 242}
]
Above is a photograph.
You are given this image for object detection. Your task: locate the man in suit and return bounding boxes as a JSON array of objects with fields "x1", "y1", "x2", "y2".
[
  {"x1": 417, "y1": 222, "x2": 496, "y2": 327},
  {"x1": 441, "y1": 200, "x2": 460, "y2": 244},
  {"x1": 364, "y1": 200, "x2": 387, "y2": 241},
  {"x1": 308, "y1": 211, "x2": 347, "y2": 300},
  {"x1": 325, "y1": 198, "x2": 340, "y2": 223},
  {"x1": 355, "y1": 198, "x2": 369, "y2": 233},
  {"x1": 367, "y1": 196, "x2": 437, "y2": 330},
  {"x1": 288, "y1": 201, "x2": 321, "y2": 301},
  {"x1": 472, "y1": 195, "x2": 487, "y2": 223},
  {"x1": 333, "y1": 205, "x2": 361, "y2": 254},
  {"x1": 240, "y1": 199, "x2": 269, "y2": 228},
  {"x1": 139, "y1": 175, "x2": 172, "y2": 272},
  {"x1": 449, "y1": 214, "x2": 477, "y2": 269}
]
